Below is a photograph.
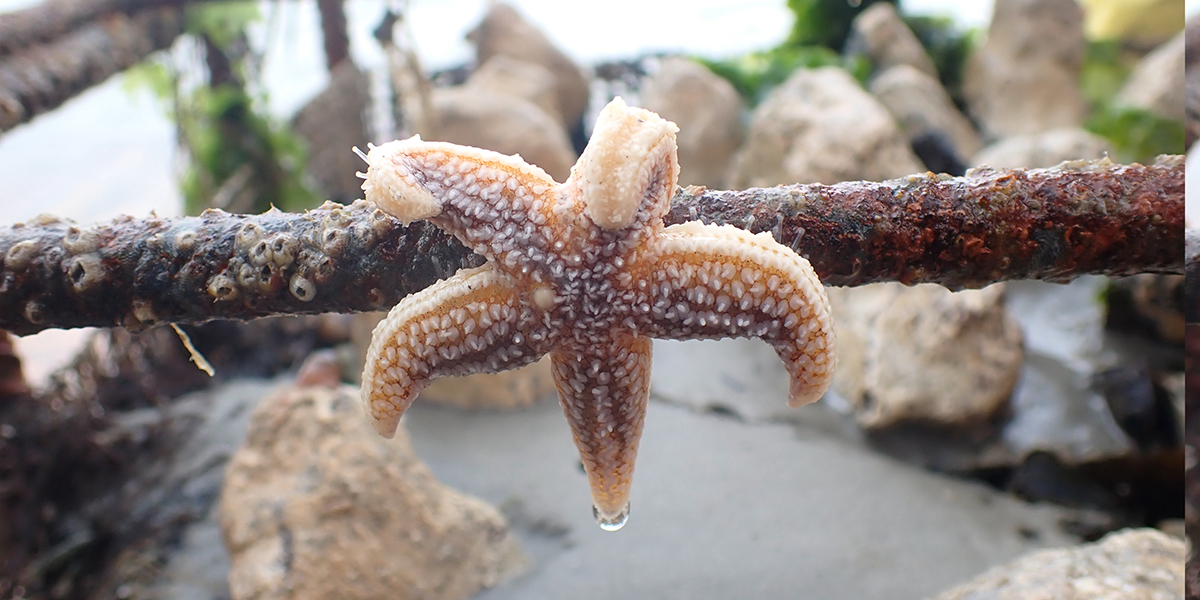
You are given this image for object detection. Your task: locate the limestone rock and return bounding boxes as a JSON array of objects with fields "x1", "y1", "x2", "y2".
[
  {"x1": 466, "y1": 55, "x2": 562, "y2": 126},
  {"x1": 429, "y1": 86, "x2": 576, "y2": 182},
  {"x1": 963, "y1": 0, "x2": 1088, "y2": 138},
  {"x1": 468, "y1": 3, "x2": 589, "y2": 130},
  {"x1": 830, "y1": 283, "x2": 1024, "y2": 430},
  {"x1": 292, "y1": 61, "x2": 371, "y2": 203},
  {"x1": 931, "y1": 528, "x2": 1185, "y2": 600},
  {"x1": 729, "y1": 66, "x2": 924, "y2": 188},
  {"x1": 420, "y1": 356, "x2": 557, "y2": 410},
  {"x1": 220, "y1": 384, "x2": 527, "y2": 600},
  {"x1": 870, "y1": 64, "x2": 983, "y2": 161},
  {"x1": 847, "y1": 2, "x2": 938, "y2": 78},
  {"x1": 1116, "y1": 29, "x2": 1185, "y2": 123},
  {"x1": 972, "y1": 129, "x2": 1113, "y2": 169},
  {"x1": 638, "y1": 56, "x2": 744, "y2": 188}
]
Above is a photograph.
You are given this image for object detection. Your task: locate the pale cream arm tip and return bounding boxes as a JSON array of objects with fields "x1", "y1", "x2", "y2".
[{"x1": 362, "y1": 137, "x2": 443, "y2": 226}]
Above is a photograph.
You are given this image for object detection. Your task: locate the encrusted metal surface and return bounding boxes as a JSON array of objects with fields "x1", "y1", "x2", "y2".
[{"x1": 0, "y1": 157, "x2": 1184, "y2": 335}]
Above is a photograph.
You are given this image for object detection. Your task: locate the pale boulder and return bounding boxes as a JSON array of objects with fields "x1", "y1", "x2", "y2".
[
  {"x1": 931, "y1": 528, "x2": 1184, "y2": 600},
  {"x1": 1116, "y1": 29, "x2": 1186, "y2": 122},
  {"x1": 220, "y1": 383, "x2": 527, "y2": 600},
  {"x1": 847, "y1": 2, "x2": 938, "y2": 78},
  {"x1": 830, "y1": 283, "x2": 1024, "y2": 430},
  {"x1": 466, "y1": 55, "x2": 563, "y2": 127},
  {"x1": 870, "y1": 64, "x2": 982, "y2": 161},
  {"x1": 972, "y1": 128, "x2": 1113, "y2": 169},
  {"x1": 639, "y1": 56, "x2": 744, "y2": 188},
  {"x1": 468, "y1": 3, "x2": 590, "y2": 130},
  {"x1": 963, "y1": 0, "x2": 1088, "y2": 137},
  {"x1": 730, "y1": 66, "x2": 924, "y2": 188},
  {"x1": 428, "y1": 86, "x2": 576, "y2": 182}
]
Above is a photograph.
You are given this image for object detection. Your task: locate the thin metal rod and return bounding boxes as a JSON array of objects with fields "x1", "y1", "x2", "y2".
[{"x1": 0, "y1": 156, "x2": 1183, "y2": 336}]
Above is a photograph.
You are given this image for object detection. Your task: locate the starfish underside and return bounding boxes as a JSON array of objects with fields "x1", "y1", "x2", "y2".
[{"x1": 360, "y1": 97, "x2": 836, "y2": 530}]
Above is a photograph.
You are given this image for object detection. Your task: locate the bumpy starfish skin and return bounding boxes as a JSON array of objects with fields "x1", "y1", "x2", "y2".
[{"x1": 360, "y1": 97, "x2": 836, "y2": 528}]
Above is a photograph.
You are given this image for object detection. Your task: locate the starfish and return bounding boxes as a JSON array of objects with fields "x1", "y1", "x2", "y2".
[{"x1": 359, "y1": 97, "x2": 836, "y2": 530}]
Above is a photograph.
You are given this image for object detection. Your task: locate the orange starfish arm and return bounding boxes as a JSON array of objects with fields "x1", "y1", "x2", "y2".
[
  {"x1": 549, "y1": 333, "x2": 652, "y2": 530},
  {"x1": 631, "y1": 222, "x2": 837, "y2": 407},
  {"x1": 361, "y1": 137, "x2": 562, "y2": 277},
  {"x1": 361, "y1": 264, "x2": 558, "y2": 437}
]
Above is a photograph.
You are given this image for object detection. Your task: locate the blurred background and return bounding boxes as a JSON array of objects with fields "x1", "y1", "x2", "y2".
[
  {"x1": 0, "y1": 0, "x2": 1186, "y2": 223},
  {"x1": 0, "y1": 0, "x2": 994, "y2": 227},
  {"x1": 0, "y1": 1, "x2": 1189, "y2": 599}
]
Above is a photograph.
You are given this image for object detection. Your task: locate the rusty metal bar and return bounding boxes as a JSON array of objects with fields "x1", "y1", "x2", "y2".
[
  {"x1": 0, "y1": 156, "x2": 1183, "y2": 336},
  {"x1": 673, "y1": 155, "x2": 1183, "y2": 288}
]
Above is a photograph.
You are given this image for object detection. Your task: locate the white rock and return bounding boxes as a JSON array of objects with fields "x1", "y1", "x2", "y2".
[
  {"x1": 468, "y1": 3, "x2": 590, "y2": 130},
  {"x1": 972, "y1": 128, "x2": 1113, "y2": 169},
  {"x1": 730, "y1": 66, "x2": 924, "y2": 187},
  {"x1": 848, "y1": 2, "x2": 938, "y2": 78},
  {"x1": 428, "y1": 86, "x2": 577, "y2": 182},
  {"x1": 220, "y1": 383, "x2": 527, "y2": 600},
  {"x1": 639, "y1": 57, "x2": 744, "y2": 188},
  {"x1": 1116, "y1": 29, "x2": 1186, "y2": 123},
  {"x1": 963, "y1": 0, "x2": 1088, "y2": 138},
  {"x1": 466, "y1": 55, "x2": 563, "y2": 127},
  {"x1": 931, "y1": 528, "x2": 1185, "y2": 600},
  {"x1": 829, "y1": 283, "x2": 1024, "y2": 430},
  {"x1": 870, "y1": 64, "x2": 983, "y2": 159}
]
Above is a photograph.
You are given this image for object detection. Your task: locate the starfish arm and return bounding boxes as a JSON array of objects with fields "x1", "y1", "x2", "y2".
[
  {"x1": 630, "y1": 222, "x2": 837, "y2": 407},
  {"x1": 361, "y1": 264, "x2": 557, "y2": 438},
  {"x1": 568, "y1": 97, "x2": 680, "y2": 233},
  {"x1": 356, "y1": 98, "x2": 835, "y2": 529},
  {"x1": 361, "y1": 137, "x2": 562, "y2": 276},
  {"x1": 550, "y1": 333, "x2": 652, "y2": 529}
]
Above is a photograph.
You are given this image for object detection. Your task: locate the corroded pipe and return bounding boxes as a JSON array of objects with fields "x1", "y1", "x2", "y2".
[
  {"x1": 0, "y1": 156, "x2": 1183, "y2": 335},
  {"x1": 673, "y1": 156, "x2": 1183, "y2": 288}
]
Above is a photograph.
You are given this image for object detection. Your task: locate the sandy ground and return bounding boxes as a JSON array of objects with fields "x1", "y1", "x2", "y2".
[{"x1": 403, "y1": 339, "x2": 1077, "y2": 599}]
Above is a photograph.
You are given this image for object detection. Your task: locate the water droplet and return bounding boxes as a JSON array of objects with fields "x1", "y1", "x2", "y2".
[{"x1": 593, "y1": 503, "x2": 630, "y2": 531}]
